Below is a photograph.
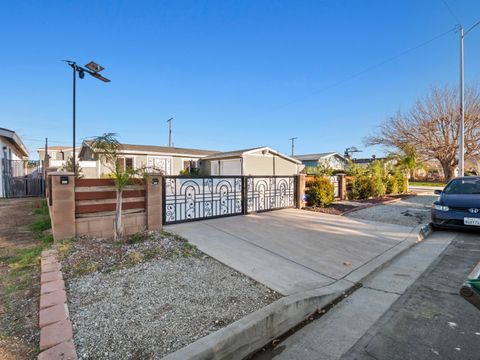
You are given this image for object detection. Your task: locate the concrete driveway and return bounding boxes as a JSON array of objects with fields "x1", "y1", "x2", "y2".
[{"x1": 165, "y1": 209, "x2": 413, "y2": 295}]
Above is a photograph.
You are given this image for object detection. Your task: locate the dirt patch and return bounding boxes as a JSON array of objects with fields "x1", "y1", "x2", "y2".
[
  {"x1": 305, "y1": 194, "x2": 415, "y2": 216},
  {"x1": 61, "y1": 232, "x2": 281, "y2": 359},
  {"x1": 0, "y1": 197, "x2": 50, "y2": 360},
  {"x1": 57, "y1": 231, "x2": 199, "y2": 280}
]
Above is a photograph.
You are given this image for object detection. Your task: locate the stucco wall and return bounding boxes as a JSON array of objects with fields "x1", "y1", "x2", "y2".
[
  {"x1": 274, "y1": 156, "x2": 301, "y2": 176},
  {"x1": 200, "y1": 154, "x2": 299, "y2": 176},
  {"x1": 244, "y1": 154, "x2": 274, "y2": 175}
]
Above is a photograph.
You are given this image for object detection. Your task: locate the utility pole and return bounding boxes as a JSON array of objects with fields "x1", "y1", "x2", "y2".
[
  {"x1": 167, "y1": 118, "x2": 173, "y2": 147},
  {"x1": 458, "y1": 21, "x2": 480, "y2": 177},
  {"x1": 289, "y1": 137, "x2": 298, "y2": 157}
]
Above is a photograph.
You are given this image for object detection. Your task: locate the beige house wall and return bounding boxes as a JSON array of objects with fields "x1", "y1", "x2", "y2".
[
  {"x1": 244, "y1": 154, "x2": 274, "y2": 175},
  {"x1": 199, "y1": 153, "x2": 300, "y2": 176}
]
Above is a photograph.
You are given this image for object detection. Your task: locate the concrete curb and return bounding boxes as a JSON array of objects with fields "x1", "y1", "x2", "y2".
[
  {"x1": 162, "y1": 224, "x2": 434, "y2": 360},
  {"x1": 38, "y1": 250, "x2": 77, "y2": 360},
  {"x1": 162, "y1": 280, "x2": 352, "y2": 360}
]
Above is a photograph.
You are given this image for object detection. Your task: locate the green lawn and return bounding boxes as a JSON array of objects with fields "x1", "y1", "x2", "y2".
[{"x1": 409, "y1": 181, "x2": 446, "y2": 187}]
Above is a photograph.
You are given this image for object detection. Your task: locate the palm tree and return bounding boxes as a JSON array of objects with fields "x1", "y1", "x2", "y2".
[{"x1": 89, "y1": 133, "x2": 135, "y2": 240}]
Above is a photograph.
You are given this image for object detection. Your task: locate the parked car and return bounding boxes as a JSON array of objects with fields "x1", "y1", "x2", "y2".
[{"x1": 431, "y1": 176, "x2": 480, "y2": 230}]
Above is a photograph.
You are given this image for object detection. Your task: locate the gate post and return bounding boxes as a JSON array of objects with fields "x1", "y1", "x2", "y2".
[
  {"x1": 146, "y1": 174, "x2": 163, "y2": 230},
  {"x1": 295, "y1": 174, "x2": 306, "y2": 209},
  {"x1": 49, "y1": 172, "x2": 75, "y2": 242},
  {"x1": 241, "y1": 176, "x2": 248, "y2": 214},
  {"x1": 338, "y1": 175, "x2": 347, "y2": 200}
]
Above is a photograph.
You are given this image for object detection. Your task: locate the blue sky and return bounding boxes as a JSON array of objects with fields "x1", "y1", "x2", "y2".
[{"x1": 1, "y1": 0, "x2": 479, "y2": 159}]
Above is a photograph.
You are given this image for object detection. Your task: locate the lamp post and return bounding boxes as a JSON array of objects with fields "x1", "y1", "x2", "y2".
[
  {"x1": 458, "y1": 21, "x2": 480, "y2": 177},
  {"x1": 63, "y1": 60, "x2": 110, "y2": 174}
]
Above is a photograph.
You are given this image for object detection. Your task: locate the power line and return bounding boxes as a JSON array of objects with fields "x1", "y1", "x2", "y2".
[
  {"x1": 277, "y1": 25, "x2": 458, "y2": 109},
  {"x1": 441, "y1": 0, "x2": 462, "y2": 24}
]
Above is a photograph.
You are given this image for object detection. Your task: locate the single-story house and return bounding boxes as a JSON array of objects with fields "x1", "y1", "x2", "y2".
[
  {"x1": 0, "y1": 127, "x2": 29, "y2": 197},
  {"x1": 78, "y1": 142, "x2": 218, "y2": 177},
  {"x1": 198, "y1": 147, "x2": 304, "y2": 176},
  {"x1": 294, "y1": 152, "x2": 348, "y2": 172}
]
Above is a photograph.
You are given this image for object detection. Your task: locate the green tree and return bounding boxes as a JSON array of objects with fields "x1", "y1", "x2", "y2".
[{"x1": 60, "y1": 156, "x2": 84, "y2": 179}]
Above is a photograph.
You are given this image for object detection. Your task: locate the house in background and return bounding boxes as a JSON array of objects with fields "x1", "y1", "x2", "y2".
[
  {"x1": 199, "y1": 147, "x2": 303, "y2": 176},
  {"x1": 78, "y1": 142, "x2": 218, "y2": 177},
  {"x1": 294, "y1": 152, "x2": 348, "y2": 173},
  {"x1": 37, "y1": 146, "x2": 80, "y2": 169},
  {"x1": 0, "y1": 127, "x2": 29, "y2": 197}
]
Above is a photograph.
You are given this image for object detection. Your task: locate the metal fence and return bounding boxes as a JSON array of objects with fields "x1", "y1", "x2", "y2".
[
  {"x1": 163, "y1": 175, "x2": 297, "y2": 224},
  {"x1": 2, "y1": 159, "x2": 44, "y2": 198}
]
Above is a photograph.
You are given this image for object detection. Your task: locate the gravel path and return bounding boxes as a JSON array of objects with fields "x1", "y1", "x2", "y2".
[
  {"x1": 68, "y1": 256, "x2": 280, "y2": 359},
  {"x1": 345, "y1": 194, "x2": 438, "y2": 227}
]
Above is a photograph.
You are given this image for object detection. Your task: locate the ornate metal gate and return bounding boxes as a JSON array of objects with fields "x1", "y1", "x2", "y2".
[
  {"x1": 163, "y1": 176, "x2": 243, "y2": 224},
  {"x1": 163, "y1": 175, "x2": 297, "y2": 224},
  {"x1": 246, "y1": 176, "x2": 296, "y2": 213}
]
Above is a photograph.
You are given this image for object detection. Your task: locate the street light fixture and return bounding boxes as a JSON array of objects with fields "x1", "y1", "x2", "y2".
[
  {"x1": 459, "y1": 21, "x2": 480, "y2": 177},
  {"x1": 63, "y1": 60, "x2": 110, "y2": 174}
]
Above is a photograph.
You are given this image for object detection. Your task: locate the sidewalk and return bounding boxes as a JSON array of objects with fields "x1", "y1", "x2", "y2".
[
  {"x1": 342, "y1": 230, "x2": 480, "y2": 360},
  {"x1": 252, "y1": 230, "x2": 459, "y2": 360}
]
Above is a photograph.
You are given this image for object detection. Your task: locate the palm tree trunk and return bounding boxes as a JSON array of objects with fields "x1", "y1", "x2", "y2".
[{"x1": 114, "y1": 190, "x2": 124, "y2": 240}]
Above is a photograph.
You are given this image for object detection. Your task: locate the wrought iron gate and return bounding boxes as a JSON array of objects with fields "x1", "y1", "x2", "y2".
[
  {"x1": 1, "y1": 159, "x2": 44, "y2": 198},
  {"x1": 163, "y1": 175, "x2": 296, "y2": 224},
  {"x1": 246, "y1": 176, "x2": 296, "y2": 213}
]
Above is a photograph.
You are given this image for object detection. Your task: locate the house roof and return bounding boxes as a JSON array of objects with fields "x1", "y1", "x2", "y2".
[
  {"x1": 80, "y1": 141, "x2": 218, "y2": 158},
  {"x1": 352, "y1": 157, "x2": 387, "y2": 164},
  {"x1": 36, "y1": 146, "x2": 81, "y2": 152},
  {"x1": 0, "y1": 127, "x2": 29, "y2": 157},
  {"x1": 294, "y1": 152, "x2": 346, "y2": 161},
  {"x1": 202, "y1": 146, "x2": 302, "y2": 164}
]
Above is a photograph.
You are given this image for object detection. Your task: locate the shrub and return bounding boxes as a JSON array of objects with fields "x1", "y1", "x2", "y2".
[
  {"x1": 395, "y1": 173, "x2": 408, "y2": 193},
  {"x1": 371, "y1": 176, "x2": 386, "y2": 198},
  {"x1": 307, "y1": 177, "x2": 334, "y2": 207},
  {"x1": 350, "y1": 175, "x2": 385, "y2": 199},
  {"x1": 386, "y1": 176, "x2": 399, "y2": 195}
]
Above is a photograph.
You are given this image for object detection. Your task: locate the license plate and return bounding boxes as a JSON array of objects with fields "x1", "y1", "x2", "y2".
[{"x1": 464, "y1": 217, "x2": 480, "y2": 226}]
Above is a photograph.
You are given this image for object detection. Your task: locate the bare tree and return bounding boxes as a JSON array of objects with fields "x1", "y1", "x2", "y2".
[{"x1": 366, "y1": 85, "x2": 480, "y2": 181}]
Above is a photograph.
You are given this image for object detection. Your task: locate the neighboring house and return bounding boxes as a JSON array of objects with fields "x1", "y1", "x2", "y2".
[
  {"x1": 294, "y1": 152, "x2": 348, "y2": 172},
  {"x1": 78, "y1": 142, "x2": 218, "y2": 177},
  {"x1": 0, "y1": 127, "x2": 29, "y2": 197},
  {"x1": 199, "y1": 147, "x2": 303, "y2": 176},
  {"x1": 37, "y1": 146, "x2": 80, "y2": 168},
  {"x1": 351, "y1": 156, "x2": 388, "y2": 167}
]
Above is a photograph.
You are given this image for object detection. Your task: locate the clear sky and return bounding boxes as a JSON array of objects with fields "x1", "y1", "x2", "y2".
[{"x1": 1, "y1": 0, "x2": 479, "y2": 160}]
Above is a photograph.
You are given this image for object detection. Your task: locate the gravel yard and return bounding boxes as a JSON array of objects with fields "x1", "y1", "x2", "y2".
[
  {"x1": 345, "y1": 194, "x2": 437, "y2": 227},
  {"x1": 62, "y1": 232, "x2": 280, "y2": 359}
]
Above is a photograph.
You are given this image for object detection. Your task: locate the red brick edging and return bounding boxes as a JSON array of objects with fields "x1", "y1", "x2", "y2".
[{"x1": 38, "y1": 249, "x2": 77, "y2": 360}]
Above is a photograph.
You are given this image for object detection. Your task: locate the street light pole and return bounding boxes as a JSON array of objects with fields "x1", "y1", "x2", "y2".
[
  {"x1": 63, "y1": 60, "x2": 110, "y2": 175},
  {"x1": 72, "y1": 64, "x2": 77, "y2": 175}
]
